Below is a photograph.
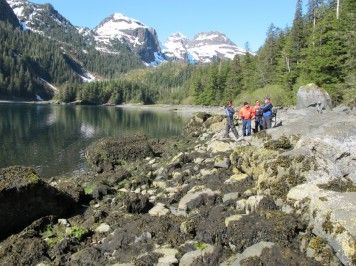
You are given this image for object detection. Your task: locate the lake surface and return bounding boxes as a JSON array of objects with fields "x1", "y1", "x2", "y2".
[{"x1": 0, "y1": 103, "x2": 186, "y2": 177}]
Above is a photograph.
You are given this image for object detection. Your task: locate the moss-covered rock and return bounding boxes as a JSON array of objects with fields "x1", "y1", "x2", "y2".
[
  {"x1": 264, "y1": 136, "x2": 293, "y2": 151},
  {"x1": 0, "y1": 166, "x2": 79, "y2": 240}
]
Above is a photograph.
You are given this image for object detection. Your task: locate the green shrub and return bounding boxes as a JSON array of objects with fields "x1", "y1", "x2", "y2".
[{"x1": 234, "y1": 85, "x2": 295, "y2": 107}]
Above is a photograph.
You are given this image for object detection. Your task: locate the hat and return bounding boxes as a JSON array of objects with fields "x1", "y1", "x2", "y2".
[{"x1": 244, "y1": 102, "x2": 249, "y2": 105}]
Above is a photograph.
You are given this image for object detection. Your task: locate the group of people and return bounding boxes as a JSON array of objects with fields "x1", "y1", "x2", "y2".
[{"x1": 224, "y1": 97, "x2": 273, "y2": 139}]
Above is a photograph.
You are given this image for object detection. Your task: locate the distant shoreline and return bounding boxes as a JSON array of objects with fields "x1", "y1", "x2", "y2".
[
  {"x1": 0, "y1": 100, "x2": 225, "y2": 115},
  {"x1": 0, "y1": 100, "x2": 52, "y2": 105},
  {"x1": 116, "y1": 103, "x2": 224, "y2": 116}
]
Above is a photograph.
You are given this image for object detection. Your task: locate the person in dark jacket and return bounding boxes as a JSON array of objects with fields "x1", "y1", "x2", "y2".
[
  {"x1": 224, "y1": 100, "x2": 239, "y2": 139},
  {"x1": 253, "y1": 100, "x2": 263, "y2": 133},
  {"x1": 261, "y1": 97, "x2": 273, "y2": 129}
]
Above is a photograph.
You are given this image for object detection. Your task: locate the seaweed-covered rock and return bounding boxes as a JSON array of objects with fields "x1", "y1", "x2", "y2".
[
  {"x1": 0, "y1": 167, "x2": 79, "y2": 240},
  {"x1": 85, "y1": 134, "x2": 155, "y2": 173},
  {"x1": 264, "y1": 136, "x2": 293, "y2": 150},
  {"x1": 124, "y1": 193, "x2": 153, "y2": 214}
]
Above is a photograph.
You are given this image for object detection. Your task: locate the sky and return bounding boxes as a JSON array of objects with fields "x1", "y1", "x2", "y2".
[{"x1": 31, "y1": 0, "x2": 300, "y2": 52}]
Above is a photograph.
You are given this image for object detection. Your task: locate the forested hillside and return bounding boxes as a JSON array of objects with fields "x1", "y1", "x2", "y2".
[{"x1": 0, "y1": 0, "x2": 143, "y2": 100}]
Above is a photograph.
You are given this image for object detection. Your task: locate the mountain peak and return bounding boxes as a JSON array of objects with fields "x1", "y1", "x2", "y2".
[{"x1": 94, "y1": 12, "x2": 161, "y2": 63}]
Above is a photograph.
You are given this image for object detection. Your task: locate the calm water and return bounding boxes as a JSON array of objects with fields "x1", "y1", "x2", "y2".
[{"x1": 0, "y1": 103, "x2": 186, "y2": 177}]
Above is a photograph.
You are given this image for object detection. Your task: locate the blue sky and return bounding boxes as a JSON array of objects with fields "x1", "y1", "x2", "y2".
[{"x1": 32, "y1": 0, "x2": 300, "y2": 51}]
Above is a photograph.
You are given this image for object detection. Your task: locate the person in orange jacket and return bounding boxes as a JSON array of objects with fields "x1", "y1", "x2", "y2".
[{"x1": 239, "y1": 102, "x2": 255, "y2": 136}]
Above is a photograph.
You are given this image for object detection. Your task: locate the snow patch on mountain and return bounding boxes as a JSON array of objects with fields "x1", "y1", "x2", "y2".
[{"x1": 163, "y1": 31, "x2": 246, "y2": 63}]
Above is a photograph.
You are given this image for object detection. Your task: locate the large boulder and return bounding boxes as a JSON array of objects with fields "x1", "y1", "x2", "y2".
[
  {"x1": 0, "y1": 167, "x2": 78, "y2": 240},
  {"x1": 296, "y1": 83, "x2": 332, "y2": 110}
]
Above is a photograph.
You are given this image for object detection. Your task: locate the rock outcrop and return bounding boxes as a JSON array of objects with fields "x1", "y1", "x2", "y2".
[{"x1": 0, "y1": 167, "x2": 79, "y2": 240}]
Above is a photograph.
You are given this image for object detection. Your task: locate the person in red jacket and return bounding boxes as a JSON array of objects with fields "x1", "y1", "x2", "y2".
[{"x1": 239, "y1": 102, "x2": 255, "y2": 136}]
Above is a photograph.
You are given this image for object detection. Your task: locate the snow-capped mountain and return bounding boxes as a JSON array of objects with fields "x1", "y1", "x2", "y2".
[
  {"x1": 163, "y1": 31, "x2": 246, "y2": 63},
  {"x1": 162, "y1": 33, "x2": 190, "y2": 61},
  {"x1": 93, "y1": 13, "x2": 162, "y2": 63},
  {"x1": 6, "y1": 0, "x2": 77, "y2": 35}
]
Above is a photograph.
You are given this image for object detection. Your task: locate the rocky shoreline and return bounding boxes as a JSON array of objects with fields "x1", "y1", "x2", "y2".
[{"x1": 0, "y1": 106, "x2": 355, "y2": 265}]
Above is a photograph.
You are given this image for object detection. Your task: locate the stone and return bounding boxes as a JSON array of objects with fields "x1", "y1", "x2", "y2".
[
  {"x1": 124, "y1": 193, "x2": 153, "y2": 214},
  {"x1": 179, "y1": 244, "x2": 217, "y2": 266},
  {"x1": 221, "y1": 242, "x2": 276, "y2": 265},
  {"x1": 149, "y1": 203, "x2": 170, "y2": 217},
  {"x1": 223, "y1": 192, "x2": 240, "y2": 203},
  {"x1": 200, "y1": 168, "x2": 218, "y2": 177},
  {"x1": 178, "y1": 188, "x2": 220, "y2": 213},
  {"x1": 236, "y1": 195, "x2": 276, "y2": 214},
  {"x1": 95, "y1": 223, "x2": 111, "y2": 233},
  {"x1": 296, "y1": 83, "x2": 332, "y2": 110},
  {"x1": 214, "y1": 157, "x2": 231, "y2": 169},
  {"x1": 207, "y1": 140, "x2": 233, "y2": 154},
  {"x1": 153, "y1": 180, "x2": 167, "y2": 189},
  {"x1": 224, "y1": 173, "x2": 249, "y2": 184},
  {"x1": 225, "y1": 215, "x2": 244, "y2": 227},
  {"x1": 194, "y1": 158, "x2": 205, "y2": 164},
  {"x1": 155, "y1": 248, "x2": 179, "y2": 266},
  {"x1": 58, "y1": 219, "x2": 70, "y2": 227},
  {"x1": 0, "y1": 166, "x2": 79, "y2": 240}
]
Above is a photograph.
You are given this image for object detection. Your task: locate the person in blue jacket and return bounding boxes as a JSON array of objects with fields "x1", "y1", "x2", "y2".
[
  {"x1": 223, "y1": 100, "x2": 239, "y2": 139},
  {"x1": 261, "y1": 97, "x2": 273, "y2": 129}
]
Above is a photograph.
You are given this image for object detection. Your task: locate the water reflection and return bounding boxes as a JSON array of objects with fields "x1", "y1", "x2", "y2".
[{"x1": 0, "y1": 104, "x2": 185, "y2": 177}]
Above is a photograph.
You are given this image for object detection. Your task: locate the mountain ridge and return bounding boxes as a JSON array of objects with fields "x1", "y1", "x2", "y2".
[{"x1": 6, "y1": 0, "x2": 245, "y2": 65}]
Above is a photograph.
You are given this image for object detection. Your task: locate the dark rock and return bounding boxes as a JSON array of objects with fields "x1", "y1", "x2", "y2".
[
  {"x1": 0, "y1": 166, "x2": 79, "y2": 240},
  {"x1": 100, "y1": 215, "x2": 184, "y2": 263},
  {"x1": 52, "y1": 238, "x2": 79, "y2": 256},
  {"x1": 241, "y1": 245, "x2": 320, "y2": 266},
  {"x1": 124, "y1": 193, "x2": 153, "y2": 214},
  {"x1": 85, "y1": 134, "x2": 155, "y2": 173},
  {"x1": 226, "y1": 211, "x2": 303, "y2": 252},
  {"x1": 0, "y1": 234, "x2": 48, "y2": 265},
  {"x1": 264, "y1": 136, "x2": 293, "y2": 150},
  {"x1": 185, "y1": 112, "x2": 212, "y2": 135},
  {"x1": 134, "y1": 252, "x2": 160, "y2": 266},
  {"x1": 92, "y1": 184, "x2": 112, "y2": 200},
  {"x1": 69, "y1": 247, "x2": 102, "y2": 265},
  {"x1": 104, "y1": 168, "x2": 132, "y2": 186},
  {"x1": 55, "y1": 180, "x2": 86, "y2": 204}
]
